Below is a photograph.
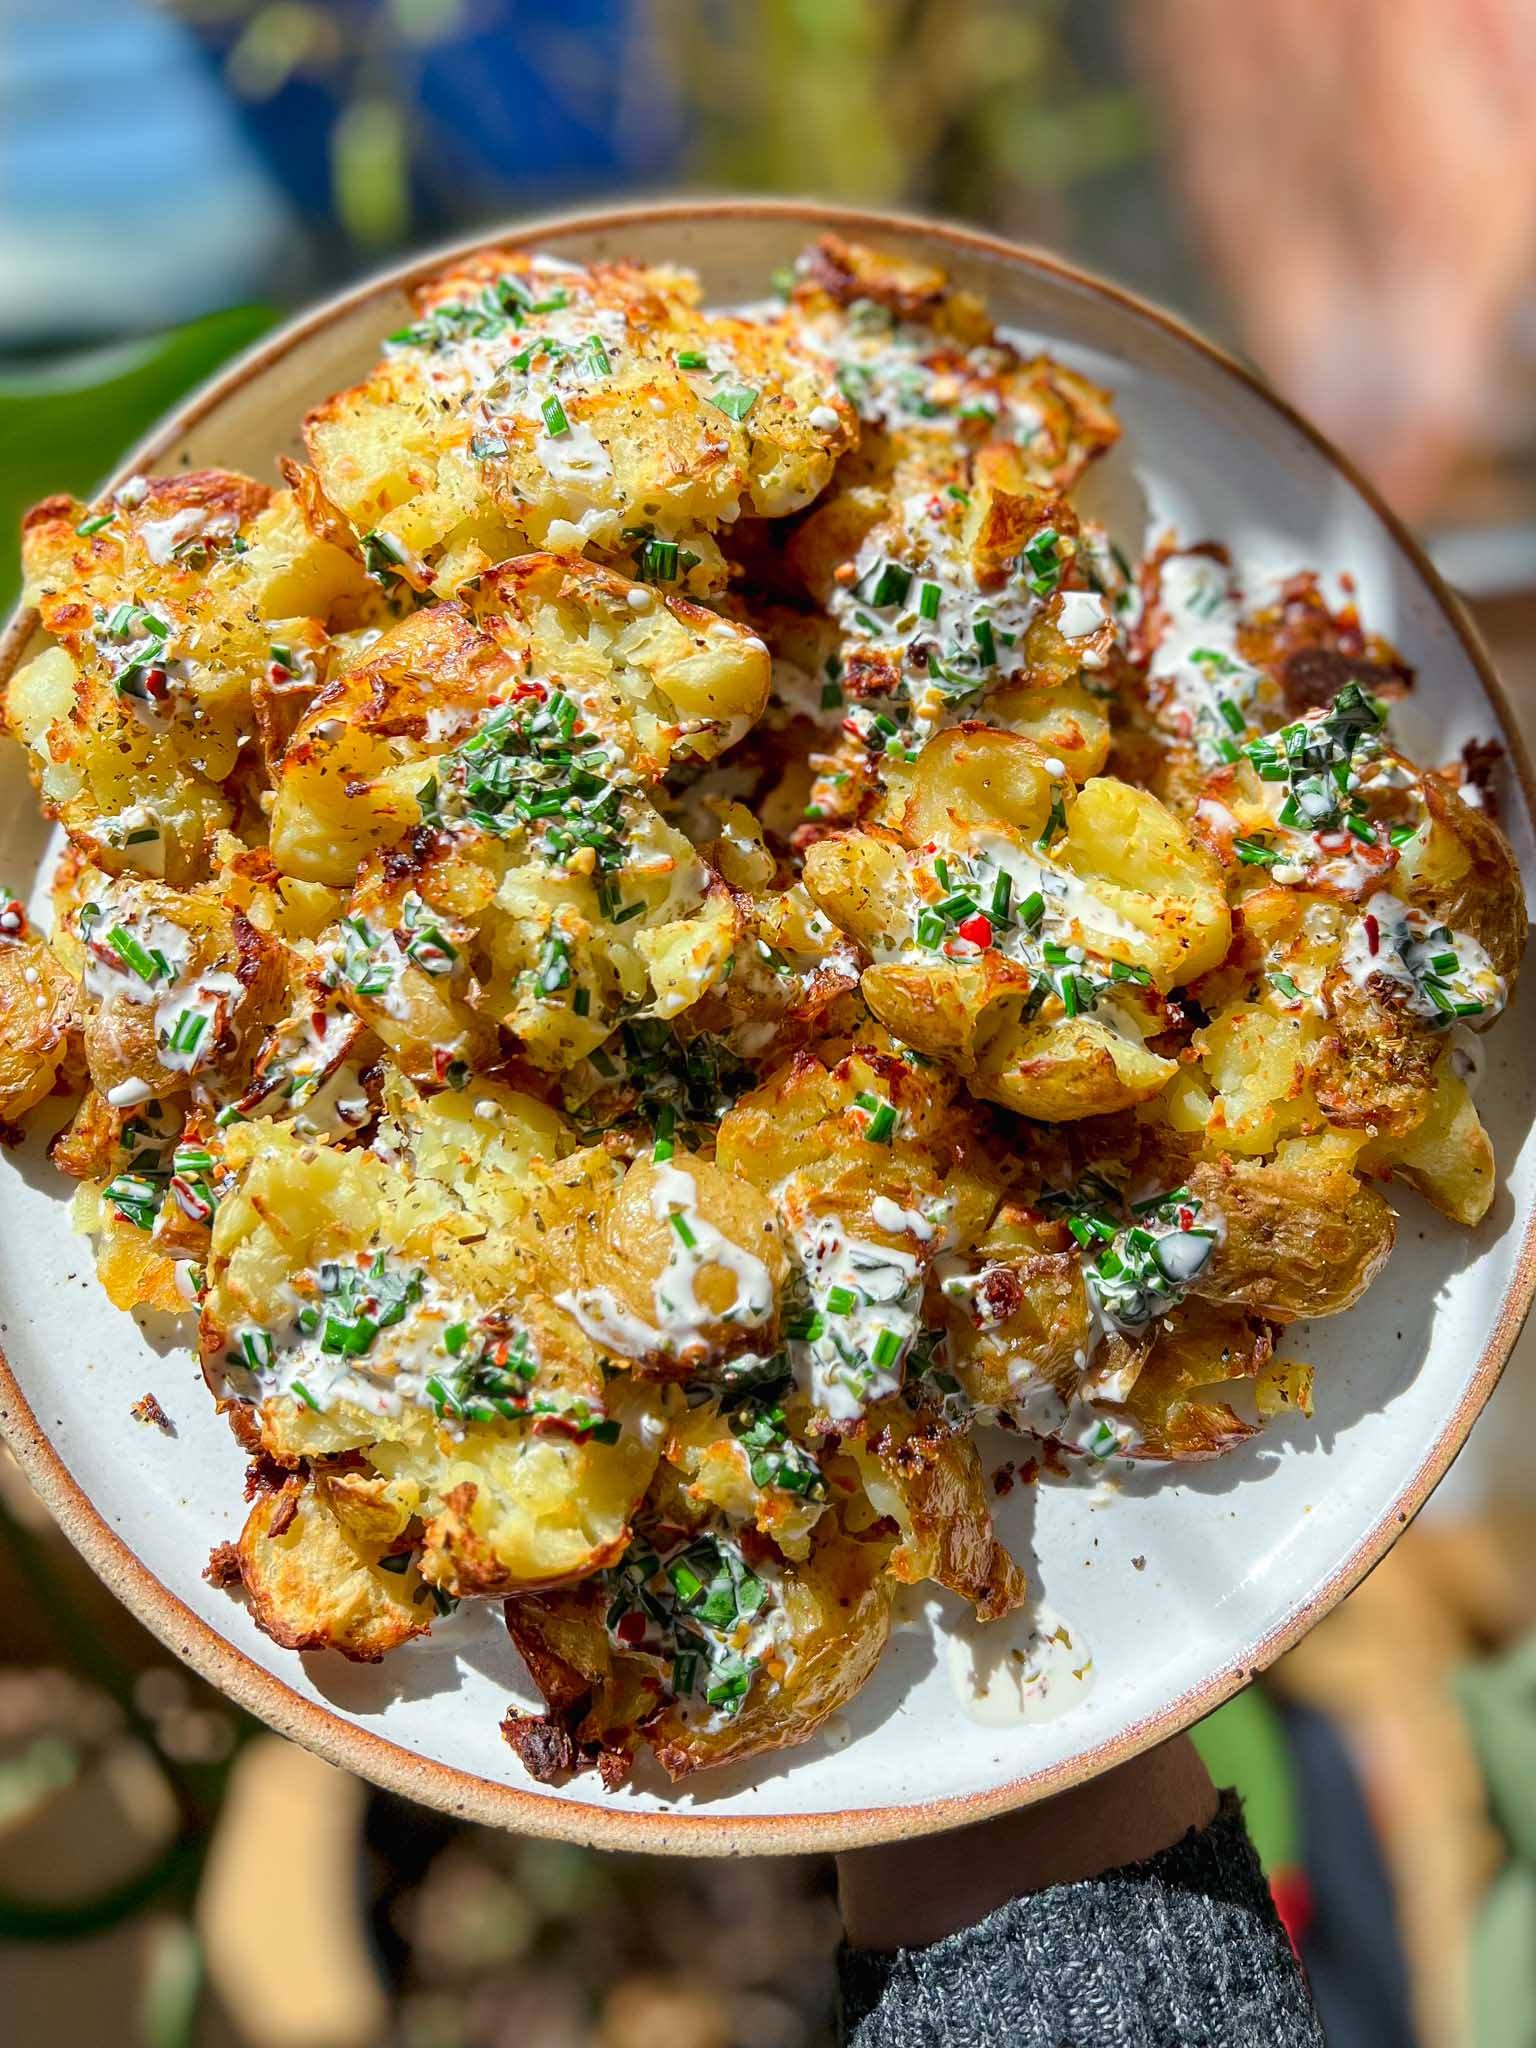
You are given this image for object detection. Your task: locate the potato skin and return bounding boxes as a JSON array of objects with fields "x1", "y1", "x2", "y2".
[
  {"x1": 1189, "y1": 1151, "x2": 1395, "y2": 1321},
  {"x1": 236, "y1": 1474, "x2": 431, "y2": 1662},
  {"x1": 0, "y1": 924, "x2": 77, "y2": 1125},
  {"x1": 848, "y1": 1403, "x2": 1028, "y2": 1622},
  {"x1": 1361, "y1": 1061, "x2": 1496, "y2": 1227},
  {"x1": 1121, "y1": 1304, "x2": 1279, "y2": 1462},
  {"x1": 1401, "y1": 776, "x2": 1527, "y2": 986},
  {"x1": 503, "y1": 1520, "x2": 893, "y2": 1782}
]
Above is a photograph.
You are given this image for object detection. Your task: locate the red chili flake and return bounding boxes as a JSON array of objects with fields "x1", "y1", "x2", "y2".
[
  {"x1": 1177, "y1": 1206, "x2": 1194, "y2": 1230},
  {"x1": 0, "y1": 896, "x2": 27, "y2": 939},
  {"x1": 169, "y1": 1174, "x2": 213, "y2": 1224},
  {"x1": 433, "y1": 1047, "x2": 453, "y2": 1080},
  {"x1": 1364, "y1": 914, "x2": 1380, "y2": 955},
  {"x1": 956, "y1": 912, "x2": 993, "y2": 949},
  {"x1": 615, "y1": 1610, "x2": 649, "y2": 1647},
  {"x1": 509, "y1": 681, "x2": 543, "y2": 701},
  {"x1": 143, "y1": 667, "x2": 169, "y2": 700}
]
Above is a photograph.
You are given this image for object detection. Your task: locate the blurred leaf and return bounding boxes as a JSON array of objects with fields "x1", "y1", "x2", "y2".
[
  {"x1": 0, "y1": 1732, "x2": 78, "y2": 1828},
  {"x1": 1191, "y1": 1686, "x2": 1299, "y2": 1874},
  {"x1": 333, "y1": 97, "x2": 412, "y2": 248},
  {"x1": 0, "y1": 306, "x2": 276, "y2": 617}
]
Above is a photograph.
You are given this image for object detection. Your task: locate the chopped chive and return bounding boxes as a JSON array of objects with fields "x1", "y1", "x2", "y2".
[
  {"x1": 166, "y1": 1010, "x2": 207, "y2": 1055},
  {"x1": 675, "y1": 349, "x2": 708, "y2": 370},
  {"x1": 289, "y1": 1379, "x2": 321, "y2": 1413},
  {"x1": 76, "y1": 512, "x2": 116, "y2": 537},
  {"x1": 541, "y1": 394, "x2": 570, "y2": 437},
  {"x1": 870, "y1": 1328, "x2": 902, "y2": 1372},
  {"x1": 973, "y1": 619, "x2": 997, "y2": 667},
  {"x1": 708, "y1": 383, "x2": 759, "y2": 421},
  {"x1": 919, "y1": 581, "x2": 942, "y2": 621},
  {"x1": 670, "y1": 1211, "x2": 698, "y2": 1251},
  {"x1": 638, "y1": 537, "x2": 680, "y2": 582},
  {"x1": 653, "y1": 1105, "x2": 676, "y2": 1163},
  {"x1": 107, "y1": 927, "x2": 161, "y2": 982},
  {"x1": 863, "y1": 560, "x2": 912, "y2": 608}
]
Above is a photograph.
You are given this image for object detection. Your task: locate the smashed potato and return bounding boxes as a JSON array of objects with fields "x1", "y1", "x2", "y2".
[{"x1": 0, "y1": 231, "x2": 1523, "y2": 1791}]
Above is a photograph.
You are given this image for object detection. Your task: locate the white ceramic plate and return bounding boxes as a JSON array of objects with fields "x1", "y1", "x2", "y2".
[{"x1": 3, "y1": 200, "x2": 1533, "y2": 1854}]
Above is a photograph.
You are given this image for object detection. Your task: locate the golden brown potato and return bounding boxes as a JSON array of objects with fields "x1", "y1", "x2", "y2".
[
  {"x1": 1121, "y1": 1304, "x2": 1281, "y2": 1461},
  {"x1": 664, "y1": 1390, "x2": 829, "y2": 1562},
  {"x1": 304, "y1": 250, "x2": 855, "y2": 597},
  {"x1": 940, "y1": 1209, "x2": 1093, "y2": 1415},
  {"x1": 1188, "y1": 1144, "x2": 1396, "y2": 1321},
  {"x1": 803, "y1": 729, "x2": 1226, "y2": 1121},
  {"x1": 559, "y1": 1152, "x2": 788, "y2": 1375},
  {"x1": 64, "y1": 869, "x2": 284, "y2": 1106},
  {"x1": 236, "y1": 1473, "x2": 431, "y2": 1662},
  {"x1": 0, "y1": 913, "x2": 78, "y2": 1125},
  {"x1": 201, "y1": 1120, "x2": 666, "y2": 1600},
  {"x1": 790, "y1": 234, "x2": 1120, "y2": 489},
  {"x1": 1360, "y1": 1058, "x2": 1496, "y2": 1227},
  {"x1": 13, "y1": 476, "x2": 374, "y2": 885},
  {"x1": 1310, "y1": 977, "x2": 1441, "y2": 1137},
  {"x1": 503, "y1": 1518, "x2": 893, "y2": 1782},
  {"x1": 846, "y1": 1402, "x2": 1028, "y2": 1621},
  {"x1": 1398, "y1": 776, "x2": 1528, "y2": 986}
]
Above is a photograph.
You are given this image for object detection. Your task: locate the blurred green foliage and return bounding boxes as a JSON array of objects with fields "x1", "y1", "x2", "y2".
[{"x1": 0, "y1": 307, "x2": 274, "y2": 617}]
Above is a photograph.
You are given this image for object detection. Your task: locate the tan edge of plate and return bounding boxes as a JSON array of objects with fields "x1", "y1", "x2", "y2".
[{"x1": 2, "y1": 195, "x2": 1534, "y2": 1856}]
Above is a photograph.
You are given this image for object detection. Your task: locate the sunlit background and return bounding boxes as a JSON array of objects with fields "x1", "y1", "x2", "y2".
[{"x1": 4, "y1": 4, "x2": 1536, "y2": 2045}]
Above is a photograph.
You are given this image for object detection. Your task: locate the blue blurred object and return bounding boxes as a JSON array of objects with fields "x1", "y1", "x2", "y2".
[
  {"x1": 0, "y1": 0, "x2": 686, "y2": 356},
  {"x1": 0, "y1": 0, "x2": 298, "y2": 346},
  {"x1": 182, "y1": 0, "x2": 686, "y2": 239}
]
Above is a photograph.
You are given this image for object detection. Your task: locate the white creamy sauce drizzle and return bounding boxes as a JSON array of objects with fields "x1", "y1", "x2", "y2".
[
  {"x1": 138, "y1": 505, "x2": 238, "y2": 565},
  {"x1": 649, "y1": 1159, "x2": 776, "y2": 1344},
  {"x1": 975, "y1": 832, "x2": 1148, "y2": 958},
  {"x1": 827, "y1": 487, "x2": 1047, "y2": 756},
  {"x1": 236, "y1": 997, "x2": 360, "y2": 1121},
  {"x1": 1055, "y1": 587, "x2": 1110, "y2": 667},
  {"x1": 533, "y1": 417, "x2": 614, "y2": 490},
  {"x1": 558, "y1": 1161, "x2": 774, "y2": 1364},
  {"x1": 92, "y1": 804, "x2": 169, "y2": 877},
  {"x1": 89, "y1": 605, "x2": 196, "y2": 721},
  {"x1": 940, "y1": 1599, "x2": 1094, "y2": 1727},
  {"x1": 80, "y1": 883, "x2": 240, "y2": 1076},
  {"x1": 231, "y1": 1265, "x2": 480, "y2": 1419},
  {"x1": 1146, "y1": 552, "x2": 1276, "y2": 761},
  {"x1": 1006, "y1": 1372, "x2": 1142, "y2": 1458},
  {"x1": 784, "y1": 1212, "x2": 928, "y2": 1422},
  {"x1": 1339, "y1": 892, "x2": 1505, "y2": 1024},
  {"x1": 889, "y1": 834, "x2": 1152, "y2": 1050},
  {"x1": 790, "y1": 298, "x2": 1041, "y2": 447}
]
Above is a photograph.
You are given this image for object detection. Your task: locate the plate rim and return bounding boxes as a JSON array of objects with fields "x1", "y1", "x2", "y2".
[{"x1": 3, "y1": 193, "x2": 1534, "y2": 1856}]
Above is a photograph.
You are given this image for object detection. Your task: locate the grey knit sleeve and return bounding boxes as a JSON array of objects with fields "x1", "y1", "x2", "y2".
[{"x1": 837, "y1": 1791, "x2": 1323, "y2": 2047}]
